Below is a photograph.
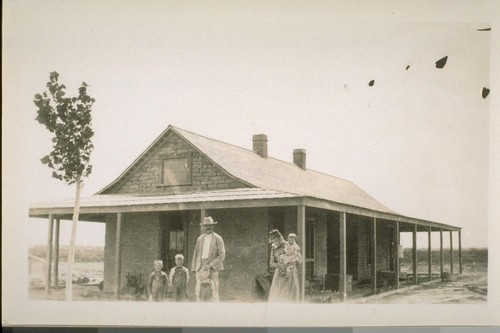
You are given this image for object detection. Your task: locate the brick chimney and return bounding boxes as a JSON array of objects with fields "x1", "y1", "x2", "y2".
[
  {"x1": 252, "y1": 134, "x2": 268, "y2": 158},
  {"x1": 293, "y1": 149, "x2": 306, "y2": 170}
]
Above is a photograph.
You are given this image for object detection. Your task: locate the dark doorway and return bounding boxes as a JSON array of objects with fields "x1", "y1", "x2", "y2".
[
  {"x1": 160, "y1": 212, "x2": 187, "y2": 271},
  {"x1": 305, "y1": 217, "x2": 316, "y2": 279},
  {"x1": 346, "y1": 215, "x2": 358, "y2": 280},
  {"x1": 388, "y1": 225, "x2": 395, "y2": 271},
  {"x1": 327, "y1": 212, "x2": 340, "y2": 274}
]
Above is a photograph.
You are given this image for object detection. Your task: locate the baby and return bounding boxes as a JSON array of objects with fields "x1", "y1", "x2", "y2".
[{"x1": 278, "y1": 233, "x2": 302, "y2": 277}]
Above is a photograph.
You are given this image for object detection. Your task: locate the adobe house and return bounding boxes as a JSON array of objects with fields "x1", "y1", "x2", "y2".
[{"x1": 30, "y1": 125, "x2": 463, "y2": 301}]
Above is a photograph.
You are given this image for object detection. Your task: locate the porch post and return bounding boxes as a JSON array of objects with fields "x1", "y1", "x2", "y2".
[
  {"x1": 297, "y1": 204, "x2": 306, "y2": 301},
  {"x1": 395, "y1": 221, "x2": 400, "y2": 289},
  {"x1": 45, "y1": 214, "x2": 54, "y2": 294},
  {"x1": 339, "y1": 211, "x2": 347, "y2": 299},
  {"x1": 440, "y1": 229, "x2": 444, "y2": 278},
  {"x1": 428, "y1": 227, "x2": 432, "y2": 281},
  {"x1": 459, "y1": 230, "x2": 462, "y2": 274},
  {"x1": 114, "y1": 212, "x2": 122, "y2": 299},
  {"x1": 52, "y1": 218, "x2": 60, "y2": 288},
  {"x1": 450, "y1": 231, "x2": 454, "y2": 274},
  {"x1": 412, "y1": 224, "x2": 417, "y2": 285},
  {"x1": 200, "y1": 209, "x2": 206, "y2": 234},
  {"x1": 183, "y1": 212, "x2": 189, "y2": 265},
  {"x1": 371, "y1": 218, "x2": 377, "y2": 294}
]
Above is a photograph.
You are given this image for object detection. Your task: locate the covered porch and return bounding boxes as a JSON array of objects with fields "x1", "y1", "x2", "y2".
[
  {"x1": 30, "y1": 188, "x2": 462, "y2": 302},
  {"x1": 301, "y1": 198, "x2": 463, "y2": 302}
]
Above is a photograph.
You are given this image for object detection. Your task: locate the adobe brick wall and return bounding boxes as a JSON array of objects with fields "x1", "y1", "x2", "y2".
[
  {"x1": 113, "y1": 133, "x2": 248, "y2": 194},
  {"x1": 357, "y1": 219, "x2": 371, "y2": 280},
  {"x1": 313, "y1": 211, "x2": 328, "y2": 278},
  {"x1": 376, "y1": 221, "x2": 394, "y2": 272},
  {"x1": 356, "y1": 217, "x2": 394, "y2": 281},
  {"x1": 188, "y1": 208, "x2": 270, "y2": 301},
  {"x1": 103, "y1": 214, "x2": 117, "y2": 294},
  {"x1": 103, "y1": 212, "x2": 160, "y2": 294},
  {"x1": 120, "y1": 212, "x2": 160, "y2": 292}
]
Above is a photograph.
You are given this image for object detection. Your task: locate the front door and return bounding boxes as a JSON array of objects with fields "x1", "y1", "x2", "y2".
[{"x1": 160, "y1": 212, "x2": 187, "y2": 271}]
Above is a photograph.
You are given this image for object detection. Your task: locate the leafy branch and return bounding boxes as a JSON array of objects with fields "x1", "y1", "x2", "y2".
[{"x1": 34, "y1": 71, "x2": 95, "y2": 184}]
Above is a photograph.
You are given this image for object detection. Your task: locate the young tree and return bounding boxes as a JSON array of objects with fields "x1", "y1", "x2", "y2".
[{"x1": 34, "y1": 72, "x2": 95, "y2": 301}]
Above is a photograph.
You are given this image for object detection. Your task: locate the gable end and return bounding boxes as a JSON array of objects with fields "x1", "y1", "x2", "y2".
[{"x1": 102, "y1": 131, "x2": 251, "y2": 194}]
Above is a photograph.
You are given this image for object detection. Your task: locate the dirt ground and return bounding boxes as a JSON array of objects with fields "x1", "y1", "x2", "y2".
[
  {"x1": 29, "y1": 262, "x2": 487, "y2": 304},
  {"x1": 29, "y1": 261, "x2": 105, "y2": 301},
  {"x1": 360, "y1": 267, "x2": 487, "y2": 304}
]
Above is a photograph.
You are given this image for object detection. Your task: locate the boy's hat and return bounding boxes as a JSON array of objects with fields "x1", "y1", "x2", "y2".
[{"x1": 200, "y1": 216, "x2": 218, "y2": 226}]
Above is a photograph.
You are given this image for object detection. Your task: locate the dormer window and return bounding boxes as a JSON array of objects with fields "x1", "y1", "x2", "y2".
[{"x1": 162, "y1": 157, "x2": 191, "y2": 185}]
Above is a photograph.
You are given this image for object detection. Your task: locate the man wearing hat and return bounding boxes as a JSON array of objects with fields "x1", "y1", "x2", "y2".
[{"x1": 191, "y1": 216, "x2": 226, "y2": 301}]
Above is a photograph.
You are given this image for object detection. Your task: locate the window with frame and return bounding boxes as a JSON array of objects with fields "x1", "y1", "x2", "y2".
[{"x1": 162, "y1": 157, "x2": 191, "y2": 185}]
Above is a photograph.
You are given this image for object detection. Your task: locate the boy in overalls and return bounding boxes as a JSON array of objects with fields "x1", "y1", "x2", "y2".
[
  {"x1": 148, "y1": 260, "x2": 169, "y2": 302},
  {"x1": 168, "y1": 254, "x2": 190, "y2": 301},
  {"x1": 196, "y1": 269, "x2": 215, "y2": 302}
]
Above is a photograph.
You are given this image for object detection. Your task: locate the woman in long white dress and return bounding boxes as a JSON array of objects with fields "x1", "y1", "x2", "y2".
[{"x1": 267, "y1": 230, "x2": 302, "y2": 302}]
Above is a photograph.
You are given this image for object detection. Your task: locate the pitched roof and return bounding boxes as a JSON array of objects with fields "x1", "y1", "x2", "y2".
[
  {"x1": 173, "y1": 126, "x2": 394, "y2": 213},
  {"x1": 100, "y1": 125, "x2": 394, "y2": 214}
]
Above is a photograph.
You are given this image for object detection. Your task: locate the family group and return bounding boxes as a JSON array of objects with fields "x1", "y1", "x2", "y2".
[{"x1": 147, "y1": 216, "x2": 303, "y2": 303}]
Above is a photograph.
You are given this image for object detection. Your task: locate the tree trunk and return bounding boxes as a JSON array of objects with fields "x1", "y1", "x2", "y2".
[{"x1": 65, "y1": 174, "x2": 82, "y2": 301}]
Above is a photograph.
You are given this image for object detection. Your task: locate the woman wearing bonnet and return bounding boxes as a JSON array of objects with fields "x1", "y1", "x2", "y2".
[{"x1": 268, "y1": 229, "x2": 303, "y2": 302}]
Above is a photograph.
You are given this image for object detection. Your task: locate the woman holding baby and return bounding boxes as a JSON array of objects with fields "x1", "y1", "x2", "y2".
[{"x1": 267, "y1": 229, "x2": 303, "y2": 302}]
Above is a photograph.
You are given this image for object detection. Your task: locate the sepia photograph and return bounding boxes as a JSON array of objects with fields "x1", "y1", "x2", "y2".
[{"x1": 3, "y1": 0, "x2": 500, "y2": 328}]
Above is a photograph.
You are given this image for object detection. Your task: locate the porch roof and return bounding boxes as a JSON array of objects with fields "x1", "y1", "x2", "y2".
[
  {"x1": 29, "y1": 188, "x2": 301, "y2": 219},
  {"x1": 29, "y1": 188, "x2": 460, "y2": 231}
]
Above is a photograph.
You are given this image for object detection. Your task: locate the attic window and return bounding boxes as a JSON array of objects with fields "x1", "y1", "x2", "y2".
[{"x1": 162, "y1": 158, "x2": 191, "y2": 185}]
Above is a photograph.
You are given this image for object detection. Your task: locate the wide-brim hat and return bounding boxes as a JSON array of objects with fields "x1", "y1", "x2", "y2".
[{"x1": 200, "y1": 216, "x2": 218, "y2": 226}]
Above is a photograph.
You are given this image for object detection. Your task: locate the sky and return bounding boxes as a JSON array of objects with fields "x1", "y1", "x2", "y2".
[{"x1": 3, "y1": 1, "x2": 498, "y2": 253}]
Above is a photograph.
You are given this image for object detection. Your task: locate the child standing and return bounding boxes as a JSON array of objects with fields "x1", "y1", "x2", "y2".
[
  {"x1": 195, "y1": 269, "x2": 216, "y2": 302},
  {"x1": 168, "y1": 254, "x2": 190, "y2": 302},
  {"x1": 148, "y1": 260, "x2": 169, "y2": 302}
]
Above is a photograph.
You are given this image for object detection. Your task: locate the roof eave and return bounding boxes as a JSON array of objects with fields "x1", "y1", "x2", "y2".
[
  {"x1": 303, "y1": 196, "x2": 461, "y2": 231},
  {"x1": 30, "y1": 193, "x2": 461, "y2": 232}
]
